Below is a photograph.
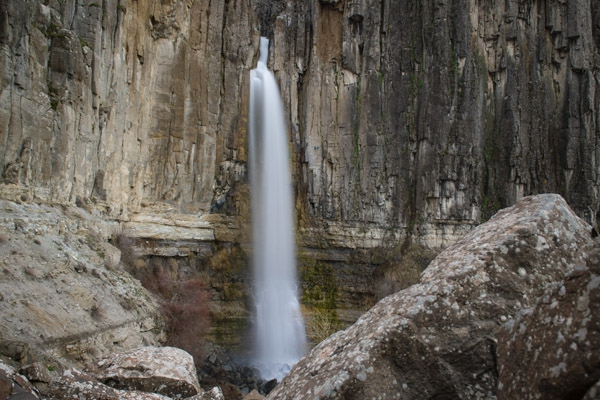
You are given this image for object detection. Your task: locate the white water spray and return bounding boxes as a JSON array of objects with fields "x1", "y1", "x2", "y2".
[{"x1": 248, "y1": 37, "x2": 307, "y2": 381}]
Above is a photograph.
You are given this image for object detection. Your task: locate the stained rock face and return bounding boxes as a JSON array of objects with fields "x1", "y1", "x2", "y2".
[
  {"x1": 1, "y1": 0, "x2": 599, "y2": 252},
  {"x1": 272, "y1": 0, "x2": 600, "y2": 248},
  {"x1": 268, "y1": 194, "x2": 594, "y2": 399},
  {"x1": 0, "y1": 0, "x2": 257, "y2": 215},
  {"x1": 86, "y1": 346, "x2": 201, "y2": 398},
  {"x1": 497, "y1": 240, "x2": 600, "y2": 399}
]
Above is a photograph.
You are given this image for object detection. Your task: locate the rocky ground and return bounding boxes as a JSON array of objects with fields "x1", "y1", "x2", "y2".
[
  {"x1": 0, "y1": 197, "x2": 275, "y2": 400},
  {"x1": 0, "y1": 199, "x2": 165, "y2": 370},
  {"x1": 1, "y1": 194, "x2": 599, "y2": 400}
]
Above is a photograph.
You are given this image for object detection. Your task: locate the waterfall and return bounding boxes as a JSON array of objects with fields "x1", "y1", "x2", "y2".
[{"x1": 248, "y1": 37, "x2": 307, "y2": 381}]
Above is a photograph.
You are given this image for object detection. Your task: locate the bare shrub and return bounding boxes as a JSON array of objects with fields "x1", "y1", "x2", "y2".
[
  {"x1": 141, "y1": 267, "x2": 210, "y2": 365},
  {"x1": 161, "y1": 278, "x2": 210, "y2": 364},
  {"x1": 114, "y1": 237, "x2": 210, "y2": 366},
  {"x1": 303, "y1": 306, "x2": 340, "y2": 344}
]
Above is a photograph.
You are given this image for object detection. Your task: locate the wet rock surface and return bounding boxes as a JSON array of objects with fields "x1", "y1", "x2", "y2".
[
  {"x1": 268, "y1": 194, "x2": 594, "y2": 399},
  {"x1": 197, "y1": 343, "x2": 278, "y2": 398}
]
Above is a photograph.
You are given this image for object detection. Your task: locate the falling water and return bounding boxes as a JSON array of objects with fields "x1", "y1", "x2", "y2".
[{"x1": 248, "y1": 37, "x2": 307, "y2": 381}]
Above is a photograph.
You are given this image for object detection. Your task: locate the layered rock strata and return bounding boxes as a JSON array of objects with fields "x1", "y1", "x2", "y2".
[
  {"x1": 2, "y1": 0, "x2": 599, "y2": 248},
  {"x1": 0, "y1": 0, "x2": 256, "y2": 216}
]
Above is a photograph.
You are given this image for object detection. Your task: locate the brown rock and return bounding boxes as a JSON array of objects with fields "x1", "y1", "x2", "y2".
[
  {"x1": 19, "y1": 363, "x2": 52, "y2": 384},
  {"x1": 0, "y1": 371, "x2": 12, "y2": 399},
  {"x1": 243, "y1": 389, "x2": 265, "y2": 400},
  {"x1": 0, "y1": 359, "x2": 39, "y2": 399}
]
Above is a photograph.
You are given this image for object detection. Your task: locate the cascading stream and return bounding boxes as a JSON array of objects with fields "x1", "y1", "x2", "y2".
[{"x1": 248, "y1": 37, "x2": 307, "y2": 381}]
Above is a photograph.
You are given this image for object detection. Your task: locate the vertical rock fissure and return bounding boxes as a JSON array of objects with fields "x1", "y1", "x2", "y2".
[{"x1": 352, "y1": 74, "x2": 362, "y2": 199}]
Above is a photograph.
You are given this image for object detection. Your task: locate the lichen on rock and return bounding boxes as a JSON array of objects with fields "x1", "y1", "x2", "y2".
[{"x1": 268, "y1": 194, "x2": 594, "y2": 399}]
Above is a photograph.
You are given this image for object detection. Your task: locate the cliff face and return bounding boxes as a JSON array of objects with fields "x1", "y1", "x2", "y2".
[
  {"x1": 1, "y1": 0, "x2": 599, "y2": 243},
  {"x1": 1, "y1": 0, "x2": 600, "y2": 348},
  {"x1": 0, "y1": 0, "x2": 256, "y2": 216},
  {"x1": 273, "y1": 0, "x2": 600, "y2": 248}
]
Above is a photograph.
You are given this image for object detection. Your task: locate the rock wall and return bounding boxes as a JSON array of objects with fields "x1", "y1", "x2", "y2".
[
  {"x1": 1, "y1": 0, "x2": 599, "y2": 247},
  {"x1": 0, "y1": 0, "x2": 257, "y2": 216},
  {"x1": 272, "y1": 0, "x2": 600, "y2": 248}
]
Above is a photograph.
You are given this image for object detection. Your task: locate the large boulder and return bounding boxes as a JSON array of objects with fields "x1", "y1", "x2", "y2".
[
  {"x1": 85, "y1": 346, "x2": 202, "y2": 398},
  {"x1": 497, "y1": 239, "x2": 600, "y2": 399},
  {"x1": 48, "y1": 368, "x2": 171, "y2": 400},
  {"x1": 50, "y1": 346, "x2": 227, "y2": 399},
  {"x1": 268, "y1": 194, "x2": 594, "y2": 399}
]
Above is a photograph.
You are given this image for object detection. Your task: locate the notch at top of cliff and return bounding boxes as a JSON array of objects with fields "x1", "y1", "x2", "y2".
[{"x1": 252, "y1": 0, "x2": 285, "y2": 38}]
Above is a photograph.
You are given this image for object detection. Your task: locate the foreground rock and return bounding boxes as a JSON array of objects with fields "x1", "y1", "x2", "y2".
[
  {"x1": 268, "y1": 194, "x2": 594, "y2": 399},
  {"x1": 49, "y1": 368, "x2": 225, "y2": 400},
  {"x1": 49, "y1": 368, "x2": 224, "y2": 399},
  {"x1": 49, "y1": 368, "x2": 171, "y2": 400},
  {"x1": 0, "y1": 359, "x2": 40, "y2": 399},
  {"x1": 46, "y1": 346, "x2": 225, "y2": 400},
  {"x1": 497, "y1": 239, "x2": 600, "y2": 399},
  {"x1": 86, "y1": 346, "x2": 201, "y2": 398}
]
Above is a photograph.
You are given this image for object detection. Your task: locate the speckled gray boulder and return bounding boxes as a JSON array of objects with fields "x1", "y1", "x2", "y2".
[
  {"x1": 497, "y1": 238, "x2": 600, "y2": 399},
  {"x1": 268, "y1": 194, "x2": 594, "y2": 399}
]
